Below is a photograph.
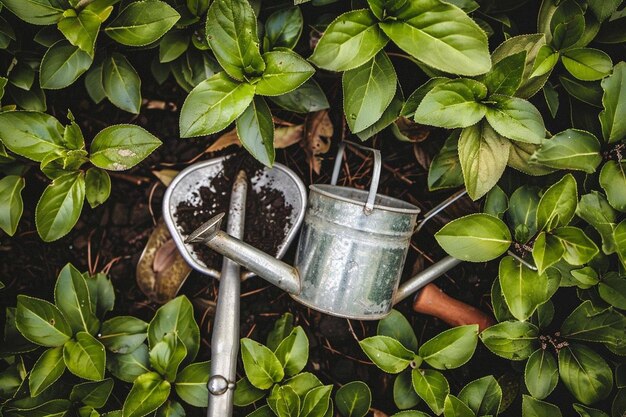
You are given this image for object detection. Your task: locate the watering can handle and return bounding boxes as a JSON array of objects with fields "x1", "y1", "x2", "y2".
[{"x1": 330, "y1": 141, "x2": 382, "y2": 215}]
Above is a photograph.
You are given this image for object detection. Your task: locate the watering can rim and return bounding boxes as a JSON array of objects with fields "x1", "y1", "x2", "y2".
[{"x1": 310, "y1": 183, "x2": 421, "y2": 215}]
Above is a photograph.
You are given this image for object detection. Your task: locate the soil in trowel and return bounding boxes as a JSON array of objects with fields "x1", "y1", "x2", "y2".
[{"x1": 174, "y1": 153, "x2": 294, "y2": 271}]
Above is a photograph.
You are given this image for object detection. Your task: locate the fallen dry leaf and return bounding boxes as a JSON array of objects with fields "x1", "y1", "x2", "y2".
[
  {"x1": 275, "y1": 124, "x2": 304, "y2": 149},
  {"x1": 413, "y1": 143, "x2": 431, "y2": 171},
  {"x1": 304, "y1": 110, "x2": 333, "y2": 174},
  {"x1": 372, "y1": 409, "x2": 389, "y2": 417},
  {"x1": 395, "y1": 116, "x2": 430, "y2": 142},
  {"x1": 152, "y1": 169, "x2": 179, "y2": 187},
  {"x1": 153, "y1": 239, "x2": 179, "y2": 273},
  {"x1": 206, "y1": 128, "x2": 241, "y2": 153}
]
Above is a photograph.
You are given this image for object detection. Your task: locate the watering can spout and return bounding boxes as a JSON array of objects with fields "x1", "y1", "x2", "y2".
[{"x1": 186, "y1": 214, "x2": 301, "y2": 295}]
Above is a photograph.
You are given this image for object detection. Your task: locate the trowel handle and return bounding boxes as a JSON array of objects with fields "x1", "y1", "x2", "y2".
[{"x1": 412, "y1": 283, "x2": 495, "y2": 331}]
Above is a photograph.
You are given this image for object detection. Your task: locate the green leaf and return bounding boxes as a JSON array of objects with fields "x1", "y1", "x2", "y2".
[
  {"x1": 174, "y1": 361, "x2": 210, "y2": 407},
  {"x1": 58, "y1": 9, "x2": 101, "y2": 57},
  {"x1": 3, "y1": 399, "x2": 72, "y2": 417},
  {"x1": 358, "y1": 335, "x2": 415, "y2": 374},
  {"x1": 562, "y1": 48, "x2": 613, "y2": 81},
  {"x1": 283, "y1": 372, "x2": 323, "y2": 398},
  {"x1": 70, "y1": 379, "x2": 114, "y2": 408},
  {"x1": 274, "y1": 326, "x2": 308, "y2": 377},
  {"x1": 149, "y1": 332, "x2": 186, "y2": 382},
  {"x1": 481, "y1": 51, "x2": 526, "y2": 96},
  {"x1": 418, "y1": 325, "x2": 478, "y2": 370},
  {"x1": 300, "y1": 385, "x2": 332, "y2": 417},
  {"x1": 55, "y1": 263, "x2": 99, "y2": 335},
  {"x1": 559, "y1": 344, "x2": 613, "y2": 405},
  {"x1": 159, "y1": 31, "x2": 189, "y2": 64},
  {"x1": 269, "y1": 79, "x2": 329, "y2": 113},
  {"x1": 560, "y1": 301, "x2": 626, "y2": 346},
  {"x1": 479, "y1": 321, "x2": 538, "y2": 360},
  {"x1": 485, "y1": 95, "x2": 545, "y2": 144},
  {"x1": 85, "y1": 63, "x2": 106, "y2": 104},
  {"x1": 29, "y1": 346, "x2": 66, "y2": 396},
  {"x1": 233, "y1": 377, "x2": 265, "y2": 406},
  {"x1": 255, "y1": 51, "x2": 314, "y2": 96},
  {"x1": 357, "y1": 86, "x2": 403, "y2": 140},
  {"x1": 90, "y1": 124, "x2": 161, "y2": 171},
  {"x1": 0, "y1": 175, "x2": 25, "y2": 236},
  {"x1": 102, "y1": 53, "x2": 142, "y2": 114},
  {"x1": 536, "y1": 174, "x2": 578, "y2": 231},
  {"x1": 343, "y1": 51, "x2": 397, "y2": 132},
  {"x1": 85, "y1": 272, "x2": 115, "y2": 318},
  {"x1": 599, "y1": 62, "x2": 626, "y2": 143},
  {"x1": 246, "y1": 405, "x2": 275, "y2": 417},
  {"x1": 105, "y1": 0, "x2": 180, "y2": 46},
  {"x1": 335, "y1": 381, "x2": 370, "y2": 417},
  {"x1": 35, "y1": 171, "x2": 85, "y2": 242},
  {"x1": 0, "y1": 111, "x2": 64, "y2": 161},
  {"x1": 148, "y1": 296, "x2": 199, "y2": 363},
  {"x1": 40, "y1": 41, "x2": 92, "y2": 90},
  {"x1": 428, "y1": 131, "x2": 463, "y2": 191},
  {"x1": 552, "y1": 227, "x2": 599, "y2": 265},
  {"x1": 186, "y1": 0, "x2": 209, "y2": 16},
  {"x1": 508, "y1": 141, "x2": 557, "y2": 176},
  {"x1": 393, "y1": 370, "x2": 420, "y2": 410},
  {"x1": 236, "y1": 96, "x2": 275, "y2": 167},
  {"x1": 522, "y1": 395, "x2": 562, "y2": 417},
  {"x1": 268, "y1": 385, "x2": 300, "y2": 417},
  {"x1": 543, "y1": 82, "x2": 560, "y2": 118},
  {"x1": 560, "y1": 75, "x2": 603, "y2": 107},
  {"x1": 532, "y1": 231, "x2": 564, "y2": 274},
  {"x1": 205, "y1": 0, "x2": 265, "y2": 80},
  {"x1": 411, "y1": 369, "x2": 449, "y2": 415},
  {"x1": 524, "y1": 349, "x2": 559, "y2": 400},
  {"x1": 577, "y1": 192, "x2": 617, "y2": 254},
  {"x1": 377, "y1": 309, "x2": 418, "y2": 352},
  {"x1": 414, "y1": 79, "x2": 487, "y2": 129},
  {"x1": 123, "y1": 372, "x2": 171, "y2": 417},
  {"x1": 379, "y1": 0, "x2": 490, "y2": 76},
  {"x1": 85, "y1": 168, "x2": 111, "y2": 208},
  {"x1": 600, "y1": 161, "x2": 626, "y2": 212},
  {"x1": 267, "y1": 313, "x2": 294, "y2": 351},
  {"x1": 156, "y1": 400, "x2": 185, "y2": 417},
  {"x1": 551, "y1": 14, "x2": 585, "y2": 50},
  {"x1": 459, "y1": 121, "x2": 510, "y2": 200},
  {"x1": 63, "y1": 331, "x2": 106, "y2": 381},
  {"x1": 443, "y1": 395, "x2": 475, "y2": 417},
  {"x1": 309, "y1": 9, "x2": 388, "y2": 72},
  {"x1": 240, "y1": 338, "x2": 284, "y2": 389},
  {"x1": 573, "y1": 403, "x2": 610, "y2": 417},
  {"x1": 107, "y1": 344, "x2": 151, "y2": 383},
  {"x1": 599, "y1": 276, "x2": 626, "y2": 310},
  {"x1": 16, "y1": 295, "x2": 72, "y2": 347},
  {"x1": 99, "y1": 316, "x2": 148, "y2": 354},
  {"x1": 531, "y1": 129, "x2": 601, "y2": 173},
  {"x1": 458, "y1": 376, "x2": 502, "y2": 416},
  {"x1": 264, "y1": 7, "x2": 302, "y2": 51},
  {"x1": 435, "y1": 213, "x2": 511, "y2": 262},
  {"x1": 0, "y1": 0, "x2": 65, "y2": 25},
  {"x1": 179, "y1": 72, "x2": 255, "y2": 137}
]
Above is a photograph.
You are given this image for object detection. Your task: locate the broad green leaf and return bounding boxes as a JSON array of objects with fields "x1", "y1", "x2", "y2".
[
  {"x1": 411, "y1": 369, "x2": 449, "y2": 415},
  {"x1": 233, "y1": 377, "x2": 265, "y2": 406},
  {"x1": 428, "y1": 131, "x2": 464, "y2": 191},
  {"x1": 599, "y1": 276, "x2": 626, "y2": 310},
  {"x1": 522, "y1": 395, "x2": 562, "y2": 417},
  {"x1": 156, "y1": 400, "x2": 185, "y2": 417},
  {"x1": 0, "y1": 0, "x2": 65, "y2": 25},
  {"x1": 0, "y1": 111, "x2": 64, "y2": 161},
  {"x1": 379, "y1": 0, "x2": 490, "y2": 76},
  {"x1": 186, "y1": 0, "x2": 209, "y2": 16},
  {"x1": 264, "y1": 7, "x2": 302, "y2": 51},
  {"x1": 269, "y1": 79, "x2": 329, "y2": 113},
  {"x1": 55, "y1": 263, "x2": 99, "y2": 335},
  {"x1": 531, "y1": 129, "x2": 601, "y2": 173},
  {"x1": 393, "y1": 370, "x2": 420, "y2": 410},
  {"x1": 599, "y1": 62, "x2": 626, "y2": 143},
  {"x1": 300, "y1": 385, "x2": 332, "y2": 417},
  {"x1": 85, "y1": 63, "x2": 106, "y2": 104},
  {"x1": 532, "y1": 232, "x2": 564, "y2": 273},
  {"x1": 16, "y1": 295, "x2": 72, "y2": 347},
  {"x1": 309, "y1": 9, "x2": 388, "y2": 72},
  {"x1": 149, "y1": 333, "x2": 186, "y2": 382},
  {"x1": 283, "y1": 372, "x2": 323, "y2": 398},
  {"x1": 85, "y1": 272, "x2": 115, "y2": 318},
  {"x1": 274, "y1": 326, "x2": 308, "y2": 376},
  {"x1": 40, "y1": 41, "x2": 92, "y2": 90},
  {"x1": 64, "y1": 331, "x2": 106, "y2": 381},
  {"x1": 9, "y1": 82, "x2": 48, "y2": 111},
  {"x1": 58, "y1": 9, "x2": 101, "y2": 56},
  {"x1": 357, "y1": 85, "x2": 403, "y2": 140},
  {"x1": 358, "y1": 335, "x2": 415, "y2": 374},
  {"x1": 102, "y1": 53, "x2": 142, "y2": 114},
  {"x1": 377, "y1": 309, "x2": 418, "y2": 352},
  {"x1": 485, "y1": 95, "x2": 546, "y2": 144},
  {"x1": 3, "y1": 399, "x2": 72, "y2": 417},
  {"x1": 443, "y1": 395, "x2": 474, "y2": 417},
  {"x1": 35, "y1": 171, "x2": 85, "y2": 242},
  {"x1": 569, "y1": 267, "x2": 600, "y2": 289},
  {"x1": 560, "y1": 301, "x2": 626, "y2": 346},
  {"x1": 29, "y1": 346, "x2": 65, "y2": 396},
  {"x1": 562, "y1": 48, "x2": 613, "y2": 81},
  {"x1": 175, "y1": 361, "x2": 210, "y2": 407},
  {"x1": 414, "y1": 79, "x2": 487, "y2": 129},
  {"x1": 123, "y1": 372, "x2": 171, "y2": 417},
  {"x1": 105, "y1": 0, "x2": 180, "y2": 46},
  {"x1": 543, "y1": 81, "x2": 560, "y2": 118},
  {"x1": 267, "y1": 312, "x2": 294, "y2": 351},
  {"x1": 479, "y1": 321, "x2": 539, "y2": 360},
  {"x1": 576, "y1": 192, "x2": 617, "y2": 254},
  {"x1": 458, "y1": 121, "x2": 510, "y2": 200},
  {"x1": 148, "y1": 296, "x2": 199, "y2": 363},
  {"x1": 256, "y1": 50, "x2": 314, "y2": 96},
  {"x1": 481, "y1": 51, "x2": 526, "y2": 96},
  {"x1": 90, "y1": 124, "x2": 161, "y2": 171},
  {"x1": 241, "y1": 338, "x2": 284, "y2": 389},
  {"x1": 573, "y1": 403, "x2": 610, "y2": 417},
  {"x1": 99, "y1": 316, "x2": 148, "y2": 354},
  {"x1": 107, "y1": 344, "x2": 151, "y2": 383},
  {"x1": 159, "y1": 31, "x2": 189, "y2": 63},
  {"x1": 70, "y1": 379, "x2": 114, "y2": 408},
  {"x1": 0, "y1": 175, "x2": 25, "y2": 236},
  {"x1": 530, "y1": 45, "x2": 559, "y2": 79},
  {"x1": 246, "y1": 405, "x2": 275, "y2": 417},
  {"x1": 536, "y1": 174, "x2": 577, "y2": 231},
  {"x1": 343, "y1": 51, "x2": 397, "y2": 132},
  {"x1": 559, "y1": 344, "x2": 613, "y2": 405},
  {"x1": 206, "y1": 0, "x2": 265, "y2": 80},
  {"x1": 390, "y1": 412, "x2": 431, "y2": 417},
  {"x1": 552, "y1": 227, "x2": 599, "y2": 265},
  {"x1": 335, "y1": 381, "x2": 370, "y2": 417},
  {"x1": 236, "y1": 96, "x2": 275, "y2": 167},
  {"x1": 508, "y1": 141, "x2": 557, "y2": 176},
  {"x1": 402, "y1": 78, "x2": 450, "y2": 118},
  {"x1": 418, "y1": 325, "x2": 478, "y2": 370},
  {"x1": 458, "y1": 376, "x2": 502, "y2": 416},
  {"x1": 268, "y1": 385, "x2": 300, "y2": 417},
  {"x1": 85, "y1": 168, "x2": 111, "y2": 208},
  {"x1": 435, "y1": 214, "x2": 511, "y2": 262},
  {"x1": 599, "y1": 161, "x2": 626, "y2": 212},
  {"x1": 560, "y1": 75, "x2": 603, "y2": 107},
  {"x1": 524, "y1": 349, "x2": 559, "y2": 400},
  {"x1": 179, "y1": 72, "x2": 255, "y2": 137},
  {"x1": 0, "y1": 359, "x2": 25, "y2": 399}
]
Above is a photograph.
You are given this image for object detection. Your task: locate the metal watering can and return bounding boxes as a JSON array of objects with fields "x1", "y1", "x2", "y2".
[{"x1": 185, "y1": 142, "x2": 464, "y2": 320}]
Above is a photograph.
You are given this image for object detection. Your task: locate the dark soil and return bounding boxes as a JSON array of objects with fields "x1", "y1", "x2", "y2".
[{"x1": 174, "y1": 153, "x2": 294, "y2": 271}]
